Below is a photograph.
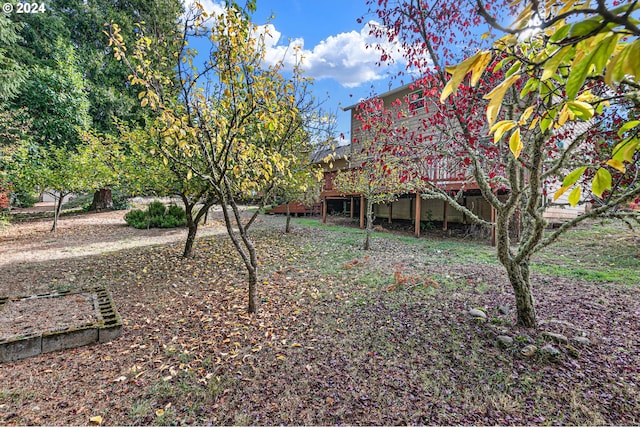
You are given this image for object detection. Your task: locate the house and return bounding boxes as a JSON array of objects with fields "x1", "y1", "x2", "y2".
[{"x1": 318, "y1": 82, "x2": 587, "y2": 241}]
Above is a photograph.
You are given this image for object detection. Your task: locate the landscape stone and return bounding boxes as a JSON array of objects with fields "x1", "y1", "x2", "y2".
[
  {"x1": 566, "y1": 345, "x2": 580, "y2": 358},
  {"x1": 496, "y1": 335, "x2": 514, "y2": 348},
  {"x1": 468, "y1": 308, "x2": 487, "y2": 319},
  {"x1": 542, "y1": 331, "x2": 568, "y2": 344},
  {"x1": 521, "y1": 344, "x2": 537, "y2": 357},
  {"x1": 540, "y1": 344, "x2": 561, "y2": 359},
  {"x1": 517, "y1": 334, "x2": 534, "y2": 344},
  {"x1": 571, "y1": 336, "x2": 590, "y2": 346},
  {"x1": 498, "y1": 305, "x2": 509, "y2": 315}
]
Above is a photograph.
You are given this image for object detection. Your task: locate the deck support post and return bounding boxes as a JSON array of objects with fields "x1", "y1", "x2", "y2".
[
  {"x1": 388, "y1": 202, "x2": 393, "y2": 224},
  {"x1": 350, "y1": 197, "x2": 354, "y2": 219},
  {"x1": 321, "y1": 197, "x2": 327, "y2": 224},
  {"x1": 414, "y1": 193, "x2": 422, "y2": 237},
  {"x1": 442, "y1": 200, "x2": 448, "y2": 231},
  {"x1": 359, "y1": 195, "x2": 365, "y2": 229}
]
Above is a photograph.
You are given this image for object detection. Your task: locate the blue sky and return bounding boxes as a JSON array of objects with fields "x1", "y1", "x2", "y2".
[{"x1": 189, "y1": 0, "x2": 407, "y2": 143}]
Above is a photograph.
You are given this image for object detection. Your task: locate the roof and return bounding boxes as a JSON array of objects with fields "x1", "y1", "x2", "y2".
[
  {"x1": 310, "y1": 144, "x2": 350, "y2": 164},
  {"x1": 342, "y1": 82, "x2": 416, "y2": 111}
]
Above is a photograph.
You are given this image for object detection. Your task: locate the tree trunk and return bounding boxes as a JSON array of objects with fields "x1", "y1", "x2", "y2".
[
  {"x1": 247, "y1": 265, "x2": 258, "y2": 314},
  {"x1": 89, "y1": 188, "x2": 113, "y2": 211},
  {"x1": 285, "y1": 203, "x2": 291, "y2": 233},
  {"x1": 506, "y1": 261, "x2": 537, "y2": 328},
  {"x1": 363, "y1": 199, "x2": 373, "y2": 250},
  {"x1": 183, "y1": 220, "x2": 198, "y2": 258},
  {"x1": 218, "y1": 194, "x2": 260, "y2": 314},
  {"x1": 181, "y1": 196, "x2": 214, "y2": 258},
  {"x1": 51, "y1": 193, "x2": 64, "y2": 234},
  {"x1": 495, "y1": 205, "x2": 538, "y2": 328}
]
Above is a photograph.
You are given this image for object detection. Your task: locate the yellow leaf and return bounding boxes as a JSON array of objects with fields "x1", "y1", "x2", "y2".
[
  {"x1": 89, "y1": 416, "x2": 103, "y2": 425},
  {"x1": 568, "y1": 186, "x2": 581, "y2": 207},
  {"x1": 566, "y1": 100, "x2": 594, "y2": 120},
  {"x1": 140, "y1": 98, "x2": 149, "y2": 108},
  {"x1": 541, "y1": 45, "x2": 572, "y2": 81},
  {"x1": 557, "y1": 105, "x2": 571, "y2": 127},
  {"x1": 490, "y1": 120, "x2": 517, "y2": 143},
  {"x1": 187, "y1": 169, "x2": 192, "y2": 180},
  {"x1": 553, "y1": 186, "x2": 569, "y2": 201},
  {"x1": 469, "y1": 51, "x2": 492, "y2": 87},
  {"x1": 605, "y1": 159, "x2": 626, "y2": 172},
  {"x1": 441, "y1": 52, "x2": 487, "y2": 103},
  {"x1": 155, "y1": 409, "x2": 165, "y2": 416},
  {"x1": 483, "y1": 74, "x2": 521, "y2": 126},
  {"x1": 509, "y1": 128, "x2": 523, "y2": 158},
  {"x1": 519, "y1": 106, "x2": 535, "y2": 125},
  {"x1": 592, "y1": 167, "x2": 612, "y2": 197}
]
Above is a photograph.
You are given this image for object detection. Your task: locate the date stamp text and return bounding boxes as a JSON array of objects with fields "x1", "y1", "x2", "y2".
[{"x1": 3, "y1": 2, "x2": 47, "y2": 14}]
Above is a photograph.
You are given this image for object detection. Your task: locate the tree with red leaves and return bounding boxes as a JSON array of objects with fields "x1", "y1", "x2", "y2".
[
  {"x1": 335, "y1": 97, "x2": 419, "y2": 250},
  {"x1": 361, "y1": 0, "x2": 639, "y2": 328}
]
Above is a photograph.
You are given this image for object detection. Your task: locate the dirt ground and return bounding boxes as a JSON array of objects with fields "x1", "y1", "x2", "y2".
[{"x1": 0, "y1": 207, "x2": 638, "y2": 425}]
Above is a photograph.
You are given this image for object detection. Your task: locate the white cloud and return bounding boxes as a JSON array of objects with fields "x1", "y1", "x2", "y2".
[
  {"x1": 261, "y1": 21, "x2": 405, "y2": 88},
  {"x1": 181, "y1": 0, "x2": 405, "y2": 88},
  {"x1": 181, "y1": 0, "x2": 225, "y2": 27}
]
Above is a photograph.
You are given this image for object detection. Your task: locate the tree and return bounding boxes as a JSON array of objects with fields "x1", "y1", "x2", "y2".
[
  {"x1": 365, "y1": 0, "x2": 640, "y2": 327},
  {"x1": 15, "y1": 144, "x2": 84, "y2": 232},
  {"x1": 275, "y1": 156, "x2": 323, "y2": 234},
  {"x1": 82, "y1": 122, "x2": 216, "y2": 258},
  {"x1": 0, "y1": 14, "x2": 26, "y2": 101},
  {"x1": 107, "y1": 1, "x2": 322, "y2": 313},
  {"x1": 334, "y1": 98, "x2": 419, "y2": 250},
  {"x1": 7, "y1": 0, "x2": 183, "y2": 210}
]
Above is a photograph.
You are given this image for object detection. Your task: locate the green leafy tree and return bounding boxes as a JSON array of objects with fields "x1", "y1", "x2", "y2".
[
  {"x1": 13, "y1": 41, "x2": 90, "y2": 149},
  {"x1": 0, "y1": 14, "x2": 26, "y2": 101},
  {"x1": 7, "y1": 0, "x2": 182, "y2": 209},
  {"x1": 15, "y1": 145, "x2": 87, "y2": 232}
]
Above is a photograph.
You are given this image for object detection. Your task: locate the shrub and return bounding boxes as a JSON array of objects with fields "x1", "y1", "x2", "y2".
[
  {"x1": 124, "y1": 209, "x2": 149, "y2": 229},
  {"x1": 167, "y1": 204, "x2": 186, "y2": 222},
  {"x1": 148, "y1": 200, "x2": 167, "y2": 217},
  {"x1": 112, "y1": 191, "x2": 131, "y2": 210},
  {"x1": 124, "y1": 201, "x2": 186, "y2": 229},
  {"x1": 11, "y1": 190, "x2": 39, "y2": 208}
]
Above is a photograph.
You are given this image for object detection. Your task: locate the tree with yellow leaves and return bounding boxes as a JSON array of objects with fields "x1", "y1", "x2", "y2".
[{"x1": 106, "y1": 0, "x2": 322, "y2": 313}]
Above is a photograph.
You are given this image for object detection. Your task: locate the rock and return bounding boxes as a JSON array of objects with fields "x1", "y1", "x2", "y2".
[
  {"x1": 521, "y1": 344, "x2": 537, "y2": 357},
  {"x1": 571, "y1": 336, "x2": 590, "y2": 346},
  {"x1": 468, "y1": 308, "x2": 487, "y2": 319},
  {"x1": 517, "y1": 334, "x2": 534, "y2": 344},
  {"x1": 496, "y1": 335, "x2": 513, "y2": 348},
  {"x1": 498, "y1": 305, "x2": 509, "y2": 315},
  {"x1": 566, "y1": 345, "x2": 580, "y2": 358},
  {"x1": 542, "y1": 331, "x2": 568, "y2": 344},
  {"x1": 540, "y1": 344, "x2": 561, "y2": 359}
]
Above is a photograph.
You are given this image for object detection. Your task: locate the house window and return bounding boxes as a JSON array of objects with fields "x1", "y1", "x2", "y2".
[{"x1": 409, "y1": 89, "x2": 425, "y2": 111}]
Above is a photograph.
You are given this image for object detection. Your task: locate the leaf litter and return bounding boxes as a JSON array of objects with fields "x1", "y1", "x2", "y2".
[{"x1": 0, "y1": 210, "x2": 638, "y2": 425}]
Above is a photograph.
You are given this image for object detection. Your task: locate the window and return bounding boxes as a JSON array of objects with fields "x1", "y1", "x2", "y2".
[{"x1": 408, "y1": 89, "x2": 425, "y2": 111}]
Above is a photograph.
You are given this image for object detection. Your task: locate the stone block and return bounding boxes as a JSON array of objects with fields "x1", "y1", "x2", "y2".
[
  {"x1": 0, "y1": 333, "x2": 42, "y2": 363},
  {"x1": 42, "y1": 327, "x2": 98, "y2": 354}
]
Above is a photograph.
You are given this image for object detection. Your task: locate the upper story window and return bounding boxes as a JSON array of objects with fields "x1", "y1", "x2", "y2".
[{"x1": 408, "y1": 89, "x2": 425, "y2": 111}]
